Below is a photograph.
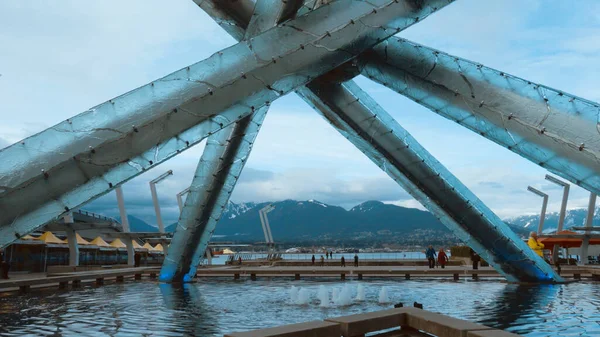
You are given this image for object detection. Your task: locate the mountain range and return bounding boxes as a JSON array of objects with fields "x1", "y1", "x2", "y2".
[
  {"x1": 506, "y1": 206, "x2": 600, "y2": 233},
  {"x1": 113, "y1": 199, "x2": 529, "y2": 245}
]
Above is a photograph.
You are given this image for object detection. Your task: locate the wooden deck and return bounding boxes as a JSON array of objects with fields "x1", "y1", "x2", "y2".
[
  {"x1": 0, "y1": 267, "x2": 160, "y2": 294},
  {"x1": 225, "y1": 307, "x2": 522, "y2": 337}
]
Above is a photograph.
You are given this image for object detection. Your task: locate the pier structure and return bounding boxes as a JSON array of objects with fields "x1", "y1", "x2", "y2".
[{"x1": 3, "y1": 0, "x2": 600, "y2": 283}]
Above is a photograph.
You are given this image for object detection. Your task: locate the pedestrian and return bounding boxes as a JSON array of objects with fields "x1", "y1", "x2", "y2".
[
  {"x1": 320, "y1": 255, "x2": 325, "y2": 266},
  {"x1": 354, "y1": 254, "x2": 359, "y2": 267},
  {"x1": 325, "y1": 251, "x2": 329, "y2": 259},
  {"x1": 425, "y1": 245, "x2": 436, "y2": 269},
  {"x1": 437, "y1": 248, "x2": 448, "y2": 269},
  {"x1": 238, "y1": 256, "x2": 242, "y2": 265},
  {"x1": 311, "y1": 255, "x2": 315, "y2": 265},
  {"x1": 341, "y1": 256, "x2": 346, "y2": 267},
  {"x1": 134, "y1": 252, "x2": 141, "y2": 267},
  {"x1": 0, "y1": 252, "x2": 9, "y2": 280},
  {"x1": 329, "y1": 251, "x2": 333, "y2": 259},
  {"x1": 527, "y1": 232, "x2": 545, "y2": 257},
  {"x1": 470, "y1": 248, "x2": 480, "y2": 270}
]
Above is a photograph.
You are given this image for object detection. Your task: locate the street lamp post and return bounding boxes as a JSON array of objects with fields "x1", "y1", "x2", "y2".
[
  {"x1": 527, "y1": 186, "x2": 549, "y2": 235},
  {"x1": 176, "y1": 187, "x2": 191, "y2": 213},
  {"x1": 544, "y1": 175, "x2": 570, "y2": 263},
  {"x1": 149, "y1": 170, "x2": 173, "y2": 233},
  {"x1": 115, "y1": 186, "x2": 135, "y2": 265}
]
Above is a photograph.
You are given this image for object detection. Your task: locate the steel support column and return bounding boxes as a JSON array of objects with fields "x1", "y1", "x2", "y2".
[
  {"x1": 359, "y1": 38, "x2": 600, "y2": 197},
  {"x1": 159, "y1": 0, "x2": 452, "y2": 282},
  {"x1": 581, "y1": 192, "x2": 596, "y2": 264},
  {"x1": 161, "y1": 0, "x2": 301, "y2": 282},
  {"x1": 1, "y1": 0, "x2": 448, "y2": 248},
  {"x1": 298, "y1": 79, "x2": 562, "y2": 282},
  {"x1": 115, "y1": 186, "x2": 135, "y2": 265},
  {"x1": 64, "y1": 213, "x2": 79, "y2": 267},
  {"x1": 160, "y1": 107, "x2": 268, "y2": 282}
]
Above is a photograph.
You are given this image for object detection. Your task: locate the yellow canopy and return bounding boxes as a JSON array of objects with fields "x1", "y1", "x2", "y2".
[
  {"x1": 223, "y1": 248, "x2": 236, "y2": 255},
  {"x1": 132, "y1": 240, "x2": 143, "y2": 249},
  {"x1": 110, "y1": 238, "x2": 127, "y2": 248},
  {"x1": 37, "y1": 231, "x2": 66, "y2": 244},
  {"x1": 65, "y1": 233, "x2": 91, "y2": 245},
  {"x1": 90, "y1": 236, "x2": 111, "y2": 247},
  {"x1": 142, "y1": 242, "x2": 154, "y2": 250},
  {"x1": 153, "y1": 244, "x2": 164, "y2": 252},
  {"x1": 20, "y1": 234, "x2": 36, "y2": 240}
]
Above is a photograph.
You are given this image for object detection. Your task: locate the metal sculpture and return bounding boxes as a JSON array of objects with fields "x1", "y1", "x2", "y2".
[{"x1": 3, "y1": 0, "x2": 598, "y2": 282}]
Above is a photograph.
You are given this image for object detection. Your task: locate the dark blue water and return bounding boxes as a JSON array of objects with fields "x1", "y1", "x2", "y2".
[{"x1": 0, "y1": 279, "x2": 598, "y2": 336}]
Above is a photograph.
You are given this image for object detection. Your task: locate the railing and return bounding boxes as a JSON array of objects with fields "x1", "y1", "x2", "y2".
[
  {"x1": 229, "y1": 252, "x2": 438, "y2": 261},
  {"x1": 75, "y1": 209, "x2": 120, "y2": 224}
]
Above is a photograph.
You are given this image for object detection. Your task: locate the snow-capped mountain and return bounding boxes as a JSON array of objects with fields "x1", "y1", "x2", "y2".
[{"x1": 505, "y1": 206, "x2": 600, "y2": 233}]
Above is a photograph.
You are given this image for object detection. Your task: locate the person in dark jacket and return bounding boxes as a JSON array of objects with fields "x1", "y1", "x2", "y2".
[
  {"x1": 134, "y1": 252, "x2": 142, "y2": 267},
  {"x1": 354, "y1": 254, "x2": 359, "y2": 267},
  {"x1": 341, "y1": 256, "x2": 346, "y2": 267},
  {"x1": 311, "y1": 255, "x2": 315, "y2": 265},
  {"x1": 425, "y1": 246, "x2": 436, "y2": 269},
  {"x1": 470, "y1": 248, "x2": 480, "y2": 270}
]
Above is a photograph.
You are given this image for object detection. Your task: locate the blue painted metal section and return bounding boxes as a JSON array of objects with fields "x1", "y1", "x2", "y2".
[
  {"x1": 0, "y1": 0, "x2": 450, "y2": 248},
  {"x1": 360, "y1": 38, "x2": 600, "y2": 197},
  {"x1": 299, "y1": 79, "x2": 563, "y2": 282}
]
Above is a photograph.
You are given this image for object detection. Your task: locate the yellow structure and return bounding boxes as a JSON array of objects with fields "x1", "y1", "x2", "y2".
[
  {"x1": 37, "y1": 231, "x2": 66, "y2": 244},
  {"x1": 90, "y1": 236, "x2": 111, "y2": 248},
  {"x1": 110, "y1": 238, "x2": 127, "y2": 249},
  {"x1": 153, "y1": 244, "x2": 164, "y2": 252},
  {"x1": 132, "y1": 240, "x2": 143, "y2": 249},
  {"x1": 65, "y1": 233, "x2": 91, "y2": 245}
]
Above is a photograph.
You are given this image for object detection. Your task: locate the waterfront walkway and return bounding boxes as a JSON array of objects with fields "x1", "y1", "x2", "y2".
[
  {"x1": 197, "y1": 264, "x2": 598, "y2": 281},
  {"x1": 0, "y1": 267, "x2": 159, "y2": 294}
]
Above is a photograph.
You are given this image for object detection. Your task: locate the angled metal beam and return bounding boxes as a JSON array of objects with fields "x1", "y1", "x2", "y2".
[
  {"x1": 298, "y1": 79, "x2": 562, "y2": 282},
  {"x1": 1, "y1": 0, "x2": 443, "y2": 248},
  {"x1": 244, "y1": 0, "x2": 304, "y2": 38},
  {"x1": 160, "y1": 106, "x2": 268, "y2": 282},
  {"x1": 359, "y1": 38, "x2": 600, "y2": 197},
  {"x1": 161, "y1": 0, "x2": 292, "y2": 282}
]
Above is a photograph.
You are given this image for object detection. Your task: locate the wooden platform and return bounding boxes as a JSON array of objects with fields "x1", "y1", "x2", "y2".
[
  {"x1": 0, "y1": 267, "x2": 160, "y2": 294},
  {"x1": 225, "y1": 307, "x2": 522, "y2": 337}
]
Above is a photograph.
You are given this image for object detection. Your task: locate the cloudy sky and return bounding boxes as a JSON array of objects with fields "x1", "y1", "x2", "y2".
[{"x1": 1, "y1": 0, "x2": 599, "y2": 226}]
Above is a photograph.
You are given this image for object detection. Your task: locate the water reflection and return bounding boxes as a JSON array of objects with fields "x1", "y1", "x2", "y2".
[
  {"x1": 1, "y1": 279, "x2": 599, "y2": 336},
  {"x1": 159, "y1": 283, "x2": 219, "y2": 336},
  {"x1": 475, "y1": 284, "x2": 559, "y2": 335}
]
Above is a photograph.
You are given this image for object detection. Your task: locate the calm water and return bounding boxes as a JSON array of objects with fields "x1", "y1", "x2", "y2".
[{"x1": 1, "y1": 278, "x2": 598, "y2": 336}]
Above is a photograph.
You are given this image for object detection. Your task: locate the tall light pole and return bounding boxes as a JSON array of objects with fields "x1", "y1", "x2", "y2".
[
  {"x1": 176, "y1": 187, "x2": 191, "y2": 213},
  {"x1": 259, "y1": 204, "x2": 275, "y2": 251},
  {"x1": 527, "y1": 186, "x2": 549, "y2": 235},
  {"x1": 115, "y1": 185, "x2": 135, "y2": 265},
  {"x1": 544, "y1": 175, "x2": 570, "y2": 263},
  {"x1": 150, "y1": 170, "x2": 173, "y2": 233},
  {"x1": 544, "y1": 175, "x2": 570, "y2": 232}
]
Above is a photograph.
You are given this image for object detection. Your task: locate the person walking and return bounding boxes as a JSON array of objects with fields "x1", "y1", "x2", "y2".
[
  {"x1": 311, "y1": 255, "x2": 315, "y2": 265},
  {"x1": 527, "y1": 232, "x2": 545, "y2": 257},
  {"x1": 470, "y1": 248, "x2": 480, "y2": 270},
  {"x1": 354, "y1": 254, "x2": 359, "y2": 267},
  {"x1": 437, "y1": 248, "x2": 448, "y2": 269},
  {"x1": 134, "y1": 252, "x2": 141, "y2": 267},
  {"x1": 341, "y1": 256, "x2": 346, "y2": 267},
  {"x1": 425, "y1": 245, "x2": 436, "y2": 269},
  {"x1": 0, "y1": 252, "x2": 9, "y2": 280},
  {"x1": 320, "y1": 255, "x2": 325, "y2": 266}
]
